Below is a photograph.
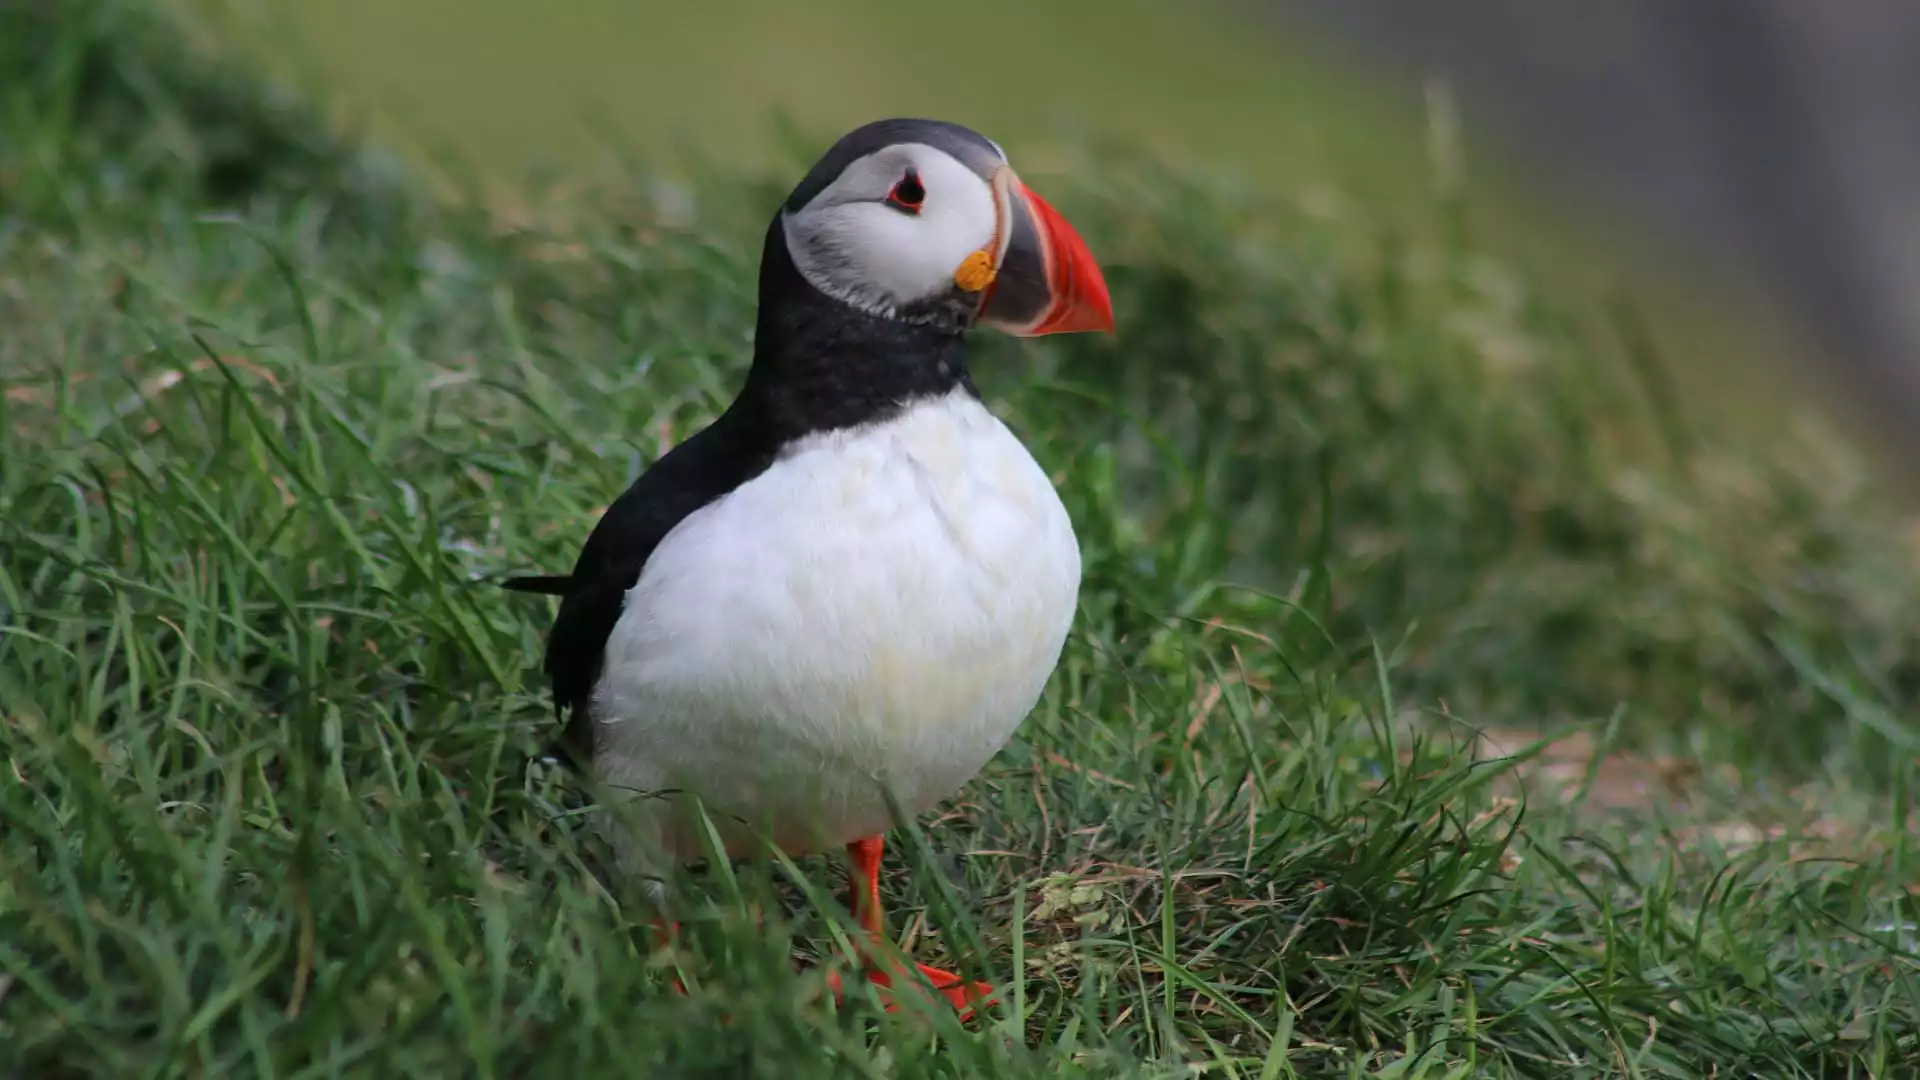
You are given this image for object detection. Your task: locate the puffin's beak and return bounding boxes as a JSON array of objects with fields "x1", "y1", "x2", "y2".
[{"x1": 976, "y1": 170, "x2": 1115, "y2": 336}]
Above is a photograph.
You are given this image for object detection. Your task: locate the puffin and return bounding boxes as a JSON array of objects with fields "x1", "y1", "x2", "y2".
[{"x1": 504, "y1": 117, "x2": 1113, "y2": 1015}]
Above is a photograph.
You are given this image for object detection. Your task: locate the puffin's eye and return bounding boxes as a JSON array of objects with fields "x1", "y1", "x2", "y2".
[{"x1": 885, "y1": 169, "x2": 925, "y2": 214}]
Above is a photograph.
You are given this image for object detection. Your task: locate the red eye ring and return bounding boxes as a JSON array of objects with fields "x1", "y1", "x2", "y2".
[{"x1": 886, "y1": 169, "x2": 925, "y2": 213}]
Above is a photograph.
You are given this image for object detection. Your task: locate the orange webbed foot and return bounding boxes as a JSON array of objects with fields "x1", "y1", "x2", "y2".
[
  {"x1": 869, "y1": 962, "x2": 997, "y2": 1020},
  {"x1": 825, "y1": 960, "x2": 997, "y2": 1020},
  {"x1": 835, "y1": 834, "x2": 998, "y2": 1020}
]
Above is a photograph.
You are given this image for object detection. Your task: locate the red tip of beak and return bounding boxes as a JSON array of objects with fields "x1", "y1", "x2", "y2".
[{"x1": 1019, "y1": 182, "x2": 1115, "y2": 335}]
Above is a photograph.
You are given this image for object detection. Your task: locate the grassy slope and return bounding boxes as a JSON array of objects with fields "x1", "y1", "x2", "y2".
[{"x1": 4, "y1": 4, "x2": 1918, "y2": 1077}]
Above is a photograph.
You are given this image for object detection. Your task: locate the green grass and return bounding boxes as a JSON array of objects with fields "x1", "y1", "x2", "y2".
[{"x1": 4, "y1": 3, "x2": 1919, "y2": 1076}]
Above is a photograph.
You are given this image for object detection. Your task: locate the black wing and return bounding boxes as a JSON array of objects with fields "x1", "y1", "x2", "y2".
[{"x1": 509, "y1": 404, "x2": 774, "y2": 766}]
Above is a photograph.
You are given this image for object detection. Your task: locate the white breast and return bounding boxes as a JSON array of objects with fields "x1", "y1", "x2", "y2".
[{"x1": 591, "y1": 389, "x2": 1081, "y2": 865}]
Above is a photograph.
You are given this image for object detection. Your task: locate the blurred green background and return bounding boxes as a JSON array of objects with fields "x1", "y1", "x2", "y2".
[
  {"x1": 199, "y1": 0, "x2": 1819, "y2": 445},
  {"x1": 216, "y1": 0, "x2": 1414, "y2": 192}
]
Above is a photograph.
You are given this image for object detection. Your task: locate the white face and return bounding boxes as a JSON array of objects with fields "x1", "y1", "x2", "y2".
[{"x1": 781, "y1": 143, "x2": 999, "y2": 319}]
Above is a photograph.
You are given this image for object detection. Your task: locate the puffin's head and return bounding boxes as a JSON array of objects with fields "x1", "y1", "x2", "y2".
[{"x1": 779, "y1": 118, "x2": 1114, "y2": 337}]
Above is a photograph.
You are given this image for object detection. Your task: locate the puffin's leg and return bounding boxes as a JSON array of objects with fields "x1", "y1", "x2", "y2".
[
  {"x1": 608, "y1": 806, "x2": 688, "y2": 988},
  {"x1": 843, "y1": 834, "x2": 995, "y2": 1017},
  {"x1": 639, "y1": 876, "x2": 689, "y2": 994}
]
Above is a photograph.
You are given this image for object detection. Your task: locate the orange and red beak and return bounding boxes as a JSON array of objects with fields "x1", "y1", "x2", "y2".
[{"x1": 977, "y1": 171, "x2": 1115, "y2": 336}]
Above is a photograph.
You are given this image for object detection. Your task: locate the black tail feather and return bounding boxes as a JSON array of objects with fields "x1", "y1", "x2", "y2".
[{"x1": 501, "y1": 574, "x2": 572, "y2": 595}]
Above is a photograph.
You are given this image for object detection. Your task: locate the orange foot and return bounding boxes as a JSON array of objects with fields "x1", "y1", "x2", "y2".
[
  {"x1": 835, "y1": 835, "x2": 999, "y2": 1021},
  {"x1": 870, "y1": 962, "x2": 997, "y2": 1020},
  {"x1": 824, "y1": 961, "x2": 998, "y2": 1021}
]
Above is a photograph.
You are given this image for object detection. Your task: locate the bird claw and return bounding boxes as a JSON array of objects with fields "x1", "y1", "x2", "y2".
[
  {"x1": 824, "y1": 961, "x2": 997, "y2": 1021},
  {"x1": 885, "y1": 962, "x2": 998, "y2": 1020}
]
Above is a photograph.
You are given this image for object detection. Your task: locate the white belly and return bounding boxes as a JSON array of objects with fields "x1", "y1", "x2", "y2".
[{"x1": 592, "y1": 389, "x2": 1081, "y2": 863}]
